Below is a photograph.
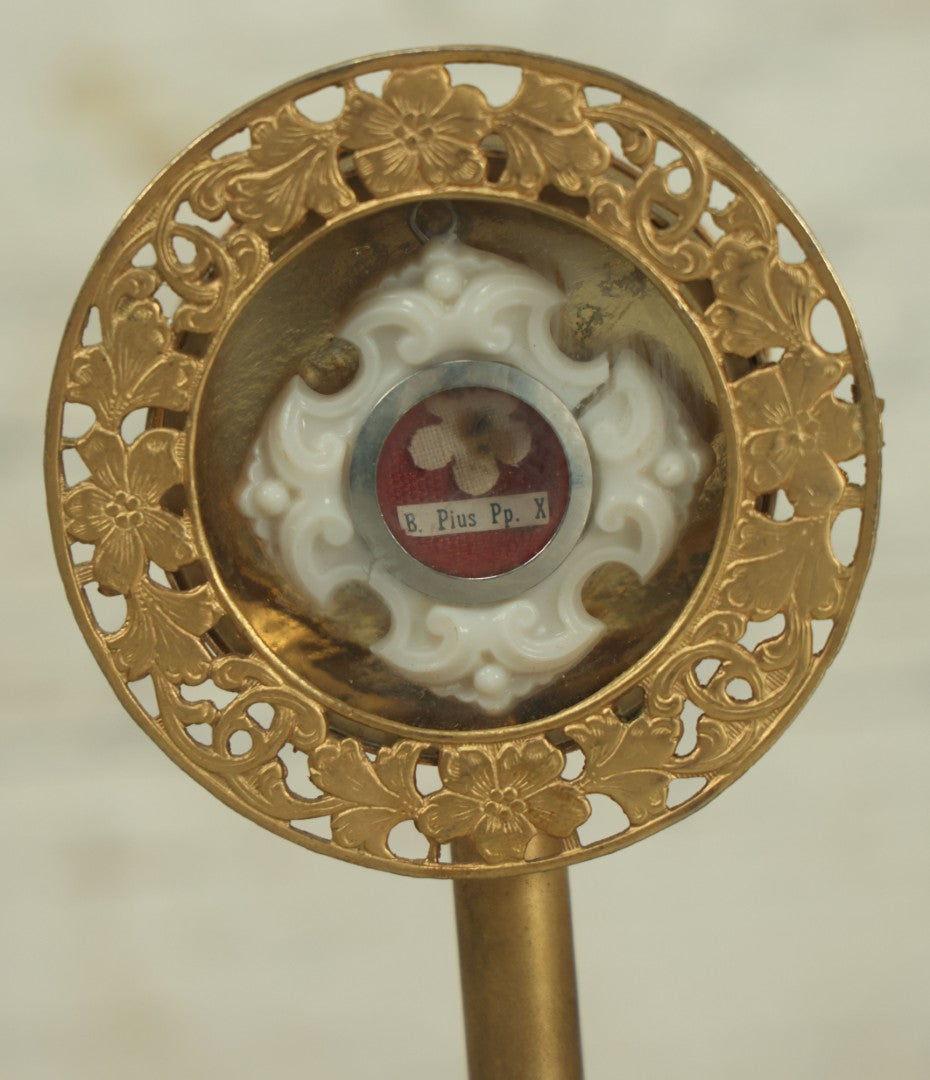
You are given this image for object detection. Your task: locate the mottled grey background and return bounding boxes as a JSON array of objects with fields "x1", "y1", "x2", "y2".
[{"x1": 4, "y1": 2, "x2": 928, "y2": 1077}]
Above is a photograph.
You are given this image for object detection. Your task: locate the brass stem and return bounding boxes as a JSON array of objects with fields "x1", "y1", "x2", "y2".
[{"x1": 453, "y1": 867, "x2": 583, "y2": 1080}]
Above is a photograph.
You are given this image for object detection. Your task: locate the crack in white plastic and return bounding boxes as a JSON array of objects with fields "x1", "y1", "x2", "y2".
[{"x1": 237, "y1": 239, "x2": 712, "y2": 713}]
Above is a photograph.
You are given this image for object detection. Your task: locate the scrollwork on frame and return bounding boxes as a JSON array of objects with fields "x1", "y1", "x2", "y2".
[
  {"x1": 47, "y1": 50, "x2": 879, "y2": 877},
  {"x1": 308, "y1": 739, "x2": 426, "y2": 859},
  {"x1": 189, "y1": 103, "x2": 356, "y2": 232},
  {"x1": 152, "y1": 212, "x2": 268, "y2": 335},
  {"x1": 585, "y1": 100, "x2": 713, "y2": 280},
  {"x1": 566, "y1": 710, "x2": 681, "y2": 827},
  {"x1": 66, "y1": 267, "x2": 200, "y2": 427},
  {"x1": 493, "y1": 70, "x2": 610, "y2": 196}
]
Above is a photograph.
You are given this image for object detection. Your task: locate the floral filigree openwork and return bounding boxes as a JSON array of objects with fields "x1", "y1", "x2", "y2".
[
  {"x1": 47, "y1": 50, "x2": 879, "y2": 877},
  {"x1": 66, "y1": 268, "x2": 200, "y2": 426},
  {"x1": 64, "y1": 428, "x2": 193, "y2": 594},
  {"x1": 191, "y1": 103, "x2": 356, "y2": 235},
  {"x1": 342, "y1": 67, "x2": 491, "y2": 195},
  {"x1": 735, "y1": 350, "x2": 863, "y2": 514},
  {"x1": 419, "y1": 741, "x2": 591, "y2": 864},
  {"x1": 493, "y1": 71, "x2": 610, "y2": 196}
]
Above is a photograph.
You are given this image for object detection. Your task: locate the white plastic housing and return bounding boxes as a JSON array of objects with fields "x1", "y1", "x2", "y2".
[{"x1": 238, "y1": 239, "x2": 711, "y2": 712}]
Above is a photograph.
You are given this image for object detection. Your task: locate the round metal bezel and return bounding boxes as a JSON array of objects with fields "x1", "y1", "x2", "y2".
[{"x1": 348, "y1": 358, "x2": 594, "y2": 604}]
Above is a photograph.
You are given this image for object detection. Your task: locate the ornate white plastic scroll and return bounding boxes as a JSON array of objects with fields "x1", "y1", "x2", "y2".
[{"x1": 238, "y1": 239, "x2": 711, "y2": 712}]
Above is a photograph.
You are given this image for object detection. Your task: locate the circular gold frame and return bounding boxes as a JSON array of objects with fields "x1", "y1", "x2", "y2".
[{"x1": 46, "y1": 48, "x2": 880, "y2": 877}]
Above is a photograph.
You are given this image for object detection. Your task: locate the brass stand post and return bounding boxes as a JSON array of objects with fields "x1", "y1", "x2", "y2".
[{"x1": 453, "y1": 867, "x2": 583, "y2": 1080}]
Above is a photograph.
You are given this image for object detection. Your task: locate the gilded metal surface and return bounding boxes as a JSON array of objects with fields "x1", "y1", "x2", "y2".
[
  {"x1": 454, "y1": 866, "x2": 582, "y2": 1080},
  {"x1": 46, "y1": 48, "x2": 880, "y2": 877}
]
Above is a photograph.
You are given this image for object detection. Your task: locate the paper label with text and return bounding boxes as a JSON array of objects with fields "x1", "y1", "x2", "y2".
[{"x1": 396, "y1": 492, "x2": 550, "y2": 538}]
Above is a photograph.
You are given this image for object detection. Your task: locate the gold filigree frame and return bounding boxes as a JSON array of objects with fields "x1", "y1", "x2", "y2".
[{"x1": 46, "y1": 48, "x2": 880, "y2": 877}]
